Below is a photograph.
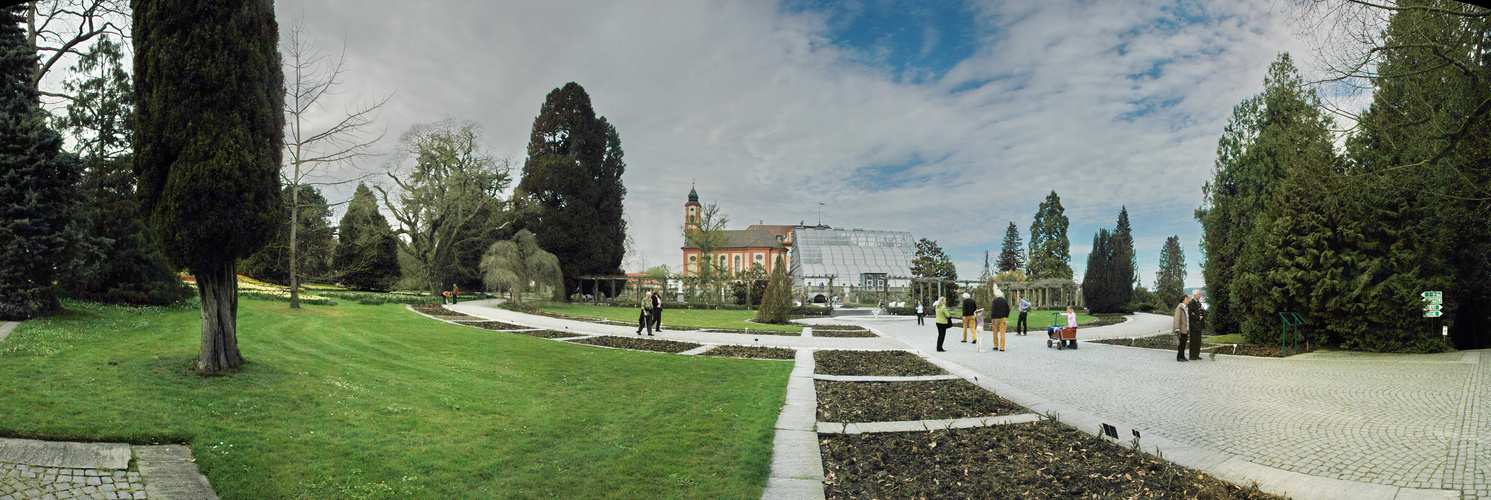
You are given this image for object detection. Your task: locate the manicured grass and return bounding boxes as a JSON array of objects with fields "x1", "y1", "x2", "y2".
[
  {"x1": 1004, "y1": 309, "x2": 1096, "y2": 326},
  {"x1": 1204, "y1": 333, "x2": 1246, "y2": 344},
  {"x1": 535, "y1": 302, "x2": 803, "y2": 333},
  {"x1": 0, "y1": 299, "x2": 790, "y2": 499}
]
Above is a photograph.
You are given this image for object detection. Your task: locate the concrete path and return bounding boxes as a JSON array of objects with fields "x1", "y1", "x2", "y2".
[
  {"x1": 843, "y1": 313, "x2": 1479, "y2": 500},
  {"x1": 0, "y1": 438, "x2": 216, "y2": 500},
  {"x1": 430, "y1": 302, "x2": 1488, "y2": 500},
  {"x1": 0, "y1": 322, "x2": 18, "y2": 343}
]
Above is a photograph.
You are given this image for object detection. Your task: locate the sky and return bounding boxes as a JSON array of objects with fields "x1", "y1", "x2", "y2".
[{"x1": 265, "y1": 0, "x2": 1347, "y2": 288}]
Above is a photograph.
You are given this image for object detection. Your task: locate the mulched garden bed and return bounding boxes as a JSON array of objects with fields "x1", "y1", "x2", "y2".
[
  {"x1": 408, "y1": 304, "x2": 481, "y2": 319},
  {"x1": 807, "y1": 324, "x2": 871, "y2": 331},
  {"x1": 508, "y1": 330, "x2": 580, "y2": 339},
  {"x1": 701, "y1": 345, "x2": 796, "y2": 360},
  {"x1": 815, "y1": 350, "x2": 946, "y2": 377},
  {"x1": 1088, "y1": 334, "x2": 1315, "y2": 358},
  {"x1": 566, "y1": 335, "x2": 702, "y2": 354},
  {"x1": 455, "y1": 320, "x2": 532, "y2": 330},
  {"x1": 811, "y1": 331, "x2": 876, "y2": 338},
  {"x1": 699, "y1": 328, "x2": 798, "y2": 336},
  {"x1": 816, "y1": 379, "x2": 1025, "y2": 422},
  {"x1": 820, "y1": 420, "x2": 1287, "y2": 499}
]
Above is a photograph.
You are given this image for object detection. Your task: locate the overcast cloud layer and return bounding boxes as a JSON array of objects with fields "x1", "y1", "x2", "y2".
[{"x1": 274, "y1": 0, "x2": 1328, "y2": 288}]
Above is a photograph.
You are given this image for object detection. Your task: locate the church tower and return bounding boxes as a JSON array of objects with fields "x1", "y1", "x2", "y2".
[{"x1": 684, "y1": 184, "x2": 700, "y2": 232}]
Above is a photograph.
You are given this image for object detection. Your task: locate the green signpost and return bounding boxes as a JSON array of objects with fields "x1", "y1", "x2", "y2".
[{"x1": 1422, "y1": 291, "x2": 1443, "y2": 341}]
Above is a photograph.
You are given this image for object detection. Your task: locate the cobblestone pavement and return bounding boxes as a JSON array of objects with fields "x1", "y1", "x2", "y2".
[
  {"x1": 851, "y1": 313, "x2": 1488, "y2": 499},
  {"x1": 0, "y1": 462, "x2": 146, "y2": 500}
]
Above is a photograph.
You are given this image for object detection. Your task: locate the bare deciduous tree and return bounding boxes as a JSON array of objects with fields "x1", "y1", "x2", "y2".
[{"x1": 280, "y1": 18, "x2": 388, "y2": 307}]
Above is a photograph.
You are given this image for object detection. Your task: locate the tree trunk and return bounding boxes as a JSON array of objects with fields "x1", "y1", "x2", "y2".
[
  {"x1": 197, "y1": 262, "x2": 243, "y2": 374},
  {"x1": 289, "y1": 184, "x2": 301, "y2": 309}
]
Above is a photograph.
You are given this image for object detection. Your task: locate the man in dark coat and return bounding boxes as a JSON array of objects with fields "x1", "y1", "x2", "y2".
[
  {"x1": 1173, "y1": 295, "x2": 1190, "y2": 362},
  {"x1": 988, "y1": 289, "x2": 1011, "y2": 351},
  {"x1": 1188, "y1": 290, "x2": 1205, "y2": 360},
  {"x1": 650, "y1": 288, "x2": 664, "y2": 332}
]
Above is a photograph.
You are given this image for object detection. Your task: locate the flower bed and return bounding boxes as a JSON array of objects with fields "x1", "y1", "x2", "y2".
[
  {"x1": 1087, "y1": 334, "x2": 1314, "y2": 357},
  {"x1": 407, "y1": 304, "x2": 480, "y2": 319},
  {"x1": 820, "y1": 421, "x2": 1286, "y2": 500},
  {"x1": 701, "y1": 346, "x2": 795, "y2": 360},
  {"x1": 697, "y1": 328, "x2": 797, "y2": 336},
  {"x1": 508, "y1": 330, "x2": 580, "y2": 339},
  {"x1": 812, "y1": 329, "x2": 879, "y2": 338},
  {"x1": 816, "y1": 379, "x2": 1024, "y2": 422},
  {"x1": 814, "y1": 350, "x2": 946, "y2": 377},
  {"x1": 566, "y1": 336, "x2": 702, "y2": 354},
  {"x1": 455, "y1": 320, "x2": 532, "y2": 331}
]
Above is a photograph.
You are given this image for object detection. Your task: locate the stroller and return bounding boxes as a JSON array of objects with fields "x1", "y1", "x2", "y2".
[{"x1": 1046, "y1": 312, "x2": 1077, "y2": 350}]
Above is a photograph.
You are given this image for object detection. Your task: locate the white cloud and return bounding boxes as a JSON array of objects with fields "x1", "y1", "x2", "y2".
[{"x1": 274, "y1": 0, "x2": 1326, "y2": 288}]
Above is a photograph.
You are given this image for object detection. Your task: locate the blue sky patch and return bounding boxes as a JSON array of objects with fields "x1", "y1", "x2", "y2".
[{"x1": 782, "y1": 0, "x2": 984, "y2": 82}]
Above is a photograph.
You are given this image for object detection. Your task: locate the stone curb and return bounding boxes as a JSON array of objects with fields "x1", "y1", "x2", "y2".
[
  {"x1": 812, "y1": 374, "x2": 961, "y2": 382},
  {"x1": 762, "y1": 349, "x2": 825, "y2": 500},
  {"x1": 678, "y1": 345, "x2": 713, "y2": 356},
  {"x1": 817, "y1": 413, "x2": 1043, "y2": 434}
]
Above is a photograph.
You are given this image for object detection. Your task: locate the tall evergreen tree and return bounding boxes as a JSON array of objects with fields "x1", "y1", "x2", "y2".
[
  {"x1": 1337, "y1": 1, "x2": 1489, "y2": 350},
  {"x1": 1115, "y1": 206, "x2": 1137, "y2": 288},
  {"x1": 133, "y1": 0, "x2": 283, "y2": 373},
  {"x1": 63, "y1": 157, "x2": 192, "y2": 306},
  {"x1": 755, "y1": 255, "x2": 793, "y2": 324},
  {"x1": 910, "y1": 238, "x2": 958, "y2": 303},
  {"x1": 1081, "y1": 229, "x2": 1129, "y2": 313},
  {"x1": 332, "y1": 183, "x2": 400, "y2": 291},
  {"x1": 516, "y1": 82, "x2": 627, "y2": 299},
  {"x1": 1026, "y1": 191, "x2": 1072, "y2": 280},
  {"x1": 1154, "y1": 236, "x2": 1186, "y2": 308},
  {"x1": 997, "y1": 222, "x2": 1024, "y2": 273},
  {"x1": 1110, "y1": 208, "x2": 1135, "y2": 307},
  {"x1": 0, "y1": 5, "x2": 77, "y2": 320}
]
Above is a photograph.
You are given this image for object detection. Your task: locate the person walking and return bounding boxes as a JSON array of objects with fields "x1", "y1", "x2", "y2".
[
  {"x1": 1188, "y1": 290, "x2": 1205, "y2": 360},
  {"x1": 988, "y1": 288, "x2": 1011, "y2": 351},
  {"x1": 1016, "y1": 294, "x2": 1031, "y2": 335},
  {"x1": 914, "y1": 300, "x2": 925, "y2": 326},
  {"x1": 451, "y1": 284, "x2": 460, "y2": 304},
  {"x1": 637, "y1": 291, "x2": 654, "y2": 336},
  {"x1": 1172, "y1": 295, "x2": 1190, "y2": 362},
  {"x1": 934, "y1": 297, "x2": 951, "y2": 352},
  {"x1": 651, "y1": 288, "x2": 664, "y2": 332},
  {"x1": 960, "y1": 292, "x2": 977, "y2": 343}
]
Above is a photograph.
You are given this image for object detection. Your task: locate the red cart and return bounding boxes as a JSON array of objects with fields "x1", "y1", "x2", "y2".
[{"x1": 1046, "y1": 313, "x2": 1077, "y2": 349}]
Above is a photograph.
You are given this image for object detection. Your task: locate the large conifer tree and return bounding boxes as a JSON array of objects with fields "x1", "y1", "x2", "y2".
[
  {"x1": 1154, "y1": 236, "x2": 1186, "y2": 308},
  {"x1": 516, "y1": 82, "x2": 627, "y2": 299},
  {"x1": 0, "y1": 5, "x2": 76, "y2": 320},
  {"x1": 997, "y1": 222, "x2": 1024, "y2": 273},
  {"x1": 133, "y1": 0, "x2": 283, "y2": 373},
  {"x1": 332, "y1": 183, "x2": 399, "y2": 291},
  {"x1": 1026, "y1": 191, "x2": 1072, "y2": 280}
]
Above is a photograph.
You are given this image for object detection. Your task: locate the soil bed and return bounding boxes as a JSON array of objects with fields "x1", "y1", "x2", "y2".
[
  {"x1": 817, "y1": 379, "x2": 1024, "y2": 422},
  {"x1": 820, "y1": 420, "x2": 1287, "y2": 500},
  {"x1": 508, "y1": 330, "x2": 580, "y2": 339},
  {"x1": 813, "y1": 328, "x2": 879, "y2": 338},
  {"x1": 567, "y1": 335, "x2": 702, "y2": 354},
  {"x1": 699, "y1": 328, "x2": 797, "y2": 336},
  {"x1": 456, "y1": 320, "x2": 531, "y2": 330},
  {"x1": 702, "y1": 345, "x2": 795, "y2": 360},
  {"x1": 815, "y1": 350, "x2": 946, "y2": 377},
  {"x1": 1088, "y1": 334, "x2": 1315, "y2": 357},
  {"x1": 807, "y1": 325, "x2": 870, "y2": 331},
  {"x1": 408, "y1": 304, "x2": 480, "y2": 319}
]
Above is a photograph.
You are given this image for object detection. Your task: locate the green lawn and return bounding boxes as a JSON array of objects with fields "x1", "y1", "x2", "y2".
[
  {"x1": 536, "y1": 302, "x2": 803, "y2": 333},
  {"x1": 0, "y1": 299, "x2": 791, "y2": 499}
]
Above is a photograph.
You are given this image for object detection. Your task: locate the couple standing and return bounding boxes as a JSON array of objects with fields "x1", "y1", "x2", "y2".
[
  {"x1": 1172, "y1": 290, "x2": 1205, "y2": 361},
  {"x1": 637, "y1": 290, "x2": 664, "y2": 335}
]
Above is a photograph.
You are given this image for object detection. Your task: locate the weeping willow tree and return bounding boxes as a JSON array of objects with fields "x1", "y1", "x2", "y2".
[{"x1": 480, "y1": 229, "x2": 562, "y2": 304}]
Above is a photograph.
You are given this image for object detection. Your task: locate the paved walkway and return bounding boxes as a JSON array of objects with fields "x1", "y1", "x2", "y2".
[
  {"x1": 447, "y1": 302, "x2": 1486, "y2": 500},
  {"x1": 0, "y1": 438, "x2": 216, "y2": 500}
]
